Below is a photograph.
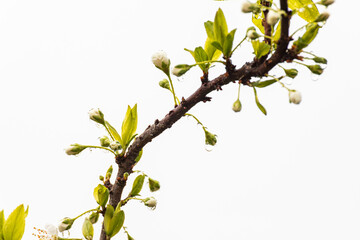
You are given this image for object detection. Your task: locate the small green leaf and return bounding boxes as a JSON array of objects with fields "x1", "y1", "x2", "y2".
[
  {"x1": 251, "y1": 40, "x2": 271, "y2": 59},
  {"x1": 213, "y1": 8, "x2": 228, "y2": 46},
  {"x1": 3, "y1": 205, "x2": 26, "y2": 240},
  {"x1": 104, "y1": 205, "x2": 114, "y2": 236},
  {"x1": 129, "y1": 174, "x2": 145, "y2": 197},
  {"x1": 253, "y1": 79, "x2": 277, "y2": 88},
  {"x1": 194, "y1": 47, "x2": 209, "y2": 72},
  {"x1": 293, "y1": 23, "x2": 320, "y2": 51},
  {"x1": 252, "y1": 14, "x2": 264, "y2": 34},
  {"x1": 82, "y1": 218, "x2": 94, "y2": 240},
  {"x1": 288, "y1": 0, "x2": 319, "y2": 22},
  {"x1": 148, "y1": 178, "x2": 161, "y2": 192},
  {"x1": 109, "y1": 204, "x2": 125, "y2": 238},
  {"x1": 105, "y1": 121, "x2": 122, "y2": 143},
  {"x1": 121, "y1": 104, "x2": 138, "y2": 148},
  {"x1": 93, "y1": 184, "x2": 109, "y2": 208},
  {"x1": 253, "y1": 87, "x2": 267, "y2": 115},
  {"x1": 0, "y1": 210, "x2": 5, "y2": 240},
  {"x1": 134, "y1": 149, "x2": 143, "y2": 164},
  {"x1": 223, "y1": 29, "x2": 236, "y2": 57},
  {"x1": 204, "y1": 21, "x2": 215, "y2": 40}
]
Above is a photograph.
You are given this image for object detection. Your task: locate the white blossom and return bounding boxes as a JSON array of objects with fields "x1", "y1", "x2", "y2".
[
  {"x1": 88, "y1": 108, "x2": 105, "y2": 125},
  {"x1": 289, "y1": 91, "x2": 302, "y2": 104}
]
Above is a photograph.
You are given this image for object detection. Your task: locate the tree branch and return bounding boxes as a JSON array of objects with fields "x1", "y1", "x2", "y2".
[{"x1": 100, "y1": 1, "x2": 292, "y2": 239}]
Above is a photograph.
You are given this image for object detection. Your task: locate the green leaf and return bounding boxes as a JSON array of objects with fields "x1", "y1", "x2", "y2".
[
  {"x1": 3, "y1": 205, "x2": 26, "y2": 240},
  {"x1": 121, "y1": 104, "x2": 138, "y2": 148},
  {"x1": 204, "y1": 38, "x2": 221, "y2": 61},
  {"x1": 251, "y1": 40, "x2": 271, "y2": 59},
  {"x1": 204, "y1": 21, "x2": 215, "y2": 40},
  {"x1": 273, "y1": 19, "x2": 282, "y2": 43},
  {"x1": 82, "y1": 218, "x2": 94, "y2": 240},
  {"x1": 293, "y1": 22, "x2": 320, "y2": 51},
  {"x1": 252, "y1": 14, "x2": 264, "y2": 34},
  {"x1": 0, "y1": 210, "x2": 4, "y2": 240},
  {"x1": 104, "y1": 205, "x2": 114, "y2": 236},
  {"x1": 93, "y1": 184, "x2": 109, "y2": 208},
  {"x1": 109, "y1": 204, "x2": 125, "y2": 238},
  {"x1": 211, "y1": 41, "x2": 223, "y2": 52},
  {"x1": 129, "y1": 174, "x2": 145, "y2": 197},
  {"x1": 134, "y1": 149, "x2": 143, "y2": 163},
  {"x1": 223, "y1": 29, "x2": 236, "y2": 57},
  {"x1": 253, "y1": 79, "x2": 277, "y2": 88},
  {"x1": 288, "y1": 0, "x2": 319, "y2": 22},
  {"x1": 194, "y1": 47, "x2": 209, "y2": 72},
  {"x1": 105, "y1": 121, "x2": 122, "y2": 143},
  {"x1": 253, "y1": 87, "x2": 267, "y2": 115},
  {"x1": 213, "y1": 8, "x2": 228, "y2": 46}
]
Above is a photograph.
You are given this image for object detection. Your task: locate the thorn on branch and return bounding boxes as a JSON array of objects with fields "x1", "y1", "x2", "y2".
[{"x1": 202, "y1": 96, "x2": 212, "y2": 103}]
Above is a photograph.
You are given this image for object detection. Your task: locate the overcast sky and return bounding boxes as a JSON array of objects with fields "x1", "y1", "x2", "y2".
[{"x1": 0, "y1": 0, "x2": 359, "y2": 240}]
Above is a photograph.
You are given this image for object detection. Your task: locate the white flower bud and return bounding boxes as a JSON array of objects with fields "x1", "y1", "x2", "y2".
[
  {"x1": 267, "y1": 10, "x2": 280, "y2": 25},
  {"x1": 247, "y1": 29, "x2": 260, "y2": 40},
  {"x1": 289, "y1": 90, "x2": 302, "y2": 104},
  {"x1": 109, "y1": 141, "x2": 121, "y2": 151},
  {"x1": 152, "y1": 51, "x2": 170, "y2": 72},
  {"x1": 232, "y1": 99, "x2": 242, "y2": 112},
  {"x1": 144, "y1": 197, "x2": 157, "y2": 209},
  {"x1": 171, "y1": 64, "x2": 191, "y2": 77},
  {"x1": 89, "y1": 108, "x2": 105, "y2": 125},
  {"x1": 241, "y1": 1, "x2": 260, "y2": 13},
  {"x1": 65, "y1": 144, "x2": 87, "y2": 155},
  {"x1": 58, "y1": 217, "x2": 74, "y2": 232}
]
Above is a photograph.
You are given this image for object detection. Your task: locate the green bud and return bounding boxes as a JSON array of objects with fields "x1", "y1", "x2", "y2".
[
  {"x1": 93, "y1": 184, "x2": 109, "y2": 207},
  {"x1": 148, "y1": 178, "x2": 161, "y2": 192},
  {"x1": 89, "y1": 211, "x2": 99, "y2": 224},
  {"x1": 89, "y1": 108, "x2": 105, "y2": 125},
  {"x1": 204, "y1": 130, "x2": 217, "y2": 146},
  {"x1": 99, "y1": 136, "x2": 110, "y2": 147},
  {"x1": 306, "y1": 64, "x2": 324, "y2": 75},
  {"x1": 315, "y1": 11, "x2": 330, "y2": 22},
  {"x1": 312, "y1": 56, "x2": 327, "y2": 64},
  {"x1": 241, "y1": 1, "x2": 261, "y2": 14},
  {"x1": 159, "y1": 79, "x2": 170, "y2": 90},
  {"x1": 58, "y1": 217, "x2": 75, "y2": 232},
  {"x1": 232, "y1": 99, "x2": 242, "y2": 112},
  {"x1": 106, "y1": 165, "x2": 113, "y2": 180},
  {"x1": 65, "y1": 144, "x2": 87, "y2": 155},
  {"x1": 284, "y1": 68, "x2": 298, "y2": 78},
  {"x1": 319, "y1": 0, "x2": 334, "y2": 7},
  {"x1": 172, "y1": 64, "x2": 191, "y2": 77},
  {"x1": 82, "y1": 217, "x2": 94, "y2": 240},
  {"x1": 123, "y1": 172, "x2": 129, "y2": 180},
  {"x1": 99, "y1": 175, "x2": 104, "y2": 181}
]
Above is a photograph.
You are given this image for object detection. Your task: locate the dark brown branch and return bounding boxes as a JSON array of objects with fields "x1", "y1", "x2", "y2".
[{"x1": 100, "y1": 1, "x2": 291, "y2": 239}]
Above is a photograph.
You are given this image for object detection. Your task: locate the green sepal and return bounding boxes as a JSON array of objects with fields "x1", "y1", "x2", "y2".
[
  {"x1": 121, "y1": 104, "x2": 138, "y2": 149},
  {"x1": 253, "y1": 87, "x2": 267, "y2": 115},
  {"x1": 3, "y1": 205, "x2": 27, "y2": 240},
  {"x1": 93, "y1": 184, "x2": 109, "y2": 208},
  {"x1": 148, "y1": 178, "x2": 161, "y2": 192},
  {"x1": 223, "y1": 29, "x2": 237, "y2": 58},
  {"x1": 105, "y1": 121, "x2": 122, "y2": 143},
  {"x1": 129, "y1": 174, "x2": 145, "y2": 197},
  {"x1": 251, "y1": 40, "x2": 271, "y2": 59},
  {"x1": 288, "y1": 0, "x2": 319, "y2": 22}
]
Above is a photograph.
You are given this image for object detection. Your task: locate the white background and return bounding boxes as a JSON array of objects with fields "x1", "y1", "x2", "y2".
[{"x1": 0, "y1": 0, "x2": 359, "y2": 239}]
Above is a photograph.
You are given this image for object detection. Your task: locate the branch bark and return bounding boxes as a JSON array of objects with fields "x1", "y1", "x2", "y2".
[{"x1": 100, "y1": 1, "x2": 291, "y2": 239}]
